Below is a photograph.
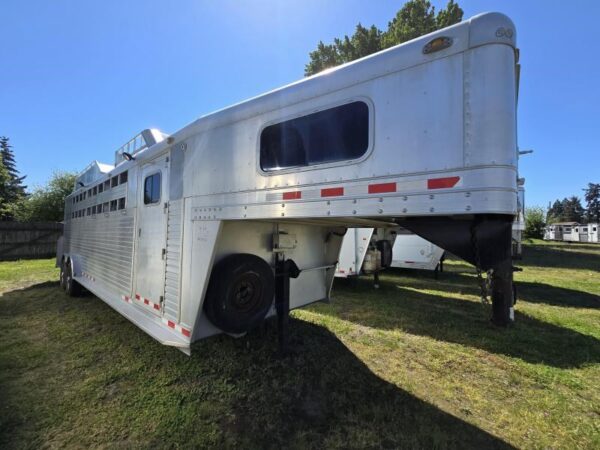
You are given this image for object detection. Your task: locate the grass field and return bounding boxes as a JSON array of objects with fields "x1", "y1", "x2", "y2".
[{"x1": 0, "y1": 240, "x2": 598, "y2": 449}]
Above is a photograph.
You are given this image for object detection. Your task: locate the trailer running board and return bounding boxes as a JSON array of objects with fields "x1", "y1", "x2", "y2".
[{"x1": 75, "y1": 276, "x2": 191, "y2": 355}]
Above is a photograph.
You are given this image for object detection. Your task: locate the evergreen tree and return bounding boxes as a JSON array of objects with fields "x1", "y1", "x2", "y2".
[
  {"x1": 0, "y1": 136, "x2": 27, "y2": 220},
  {"x1": 562, "y1": 196, "x2": 585, "y2": 223},
  {"x1": 584, "y1": 182, "x2": 600, "y2": 223},
  {"x1": 546, "y1": 199, "x2": 564, "y2": 223},
  {"x1": 0, "y1": 153, "x2": 12, "y2": 219},
  {"x1": 305, "y1": 0, "x2": 463, "y2": 76}
]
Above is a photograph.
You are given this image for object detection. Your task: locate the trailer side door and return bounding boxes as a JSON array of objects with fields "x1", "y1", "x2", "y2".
[{"x1": 134, "y1": 153, "x2": 169, "y2": 314}]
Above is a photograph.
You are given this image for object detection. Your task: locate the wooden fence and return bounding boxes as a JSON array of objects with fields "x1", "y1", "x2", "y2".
[{"x1": 0, "y1": 222, "x2": 63, "y2": 261}]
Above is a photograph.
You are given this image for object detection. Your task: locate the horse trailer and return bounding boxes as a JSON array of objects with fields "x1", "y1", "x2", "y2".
[{"x1": 57, "y1": 12, "x2": 521, "y2": 354}]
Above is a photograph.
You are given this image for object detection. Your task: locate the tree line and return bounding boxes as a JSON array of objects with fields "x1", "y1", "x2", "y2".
[
  {"x1": 305, "y1": 0, "x2": 463, "y2": 76},
  {"x1": 524, "y1": 184, "x2": 599, "y2": 239},
  {"x1": 546, "y1": 186, "x2": 600, "y2": 224},
  {"x1": 0, "y1": 136, "x2": 75, "y2": 223}
]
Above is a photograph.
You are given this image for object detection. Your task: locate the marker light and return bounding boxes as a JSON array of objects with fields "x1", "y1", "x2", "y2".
[{"x1": 423, "y1": 37, "x2": 453, "y2": 54}]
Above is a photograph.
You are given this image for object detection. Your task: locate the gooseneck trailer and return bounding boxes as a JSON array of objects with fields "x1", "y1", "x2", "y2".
[{"x1": 57, "y1": 13, "x2": 521, "y2": 354}]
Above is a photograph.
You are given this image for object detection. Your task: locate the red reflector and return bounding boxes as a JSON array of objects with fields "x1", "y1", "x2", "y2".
[
  {"x1": 135, "y1": 294, "x2": 141, "y2": 300},
  {"x1": 368, "y1": 182, "x2": 396, "y2": 194},
  {"x1": 427, "y1": 176, "x2": 460, "y2": 189},
  {"x1": 144, "y1": 299, "x2": 150, "y2": 305},
  {"x1": 153, "y1": 304, "x2": 160, "y2": 310},
  {"x1": 181, "y1": 328, "x2": 191, "y2": 337},
  {"x1": 321, "y1": 187, "x2": 344, "y2": 197},
  {"x1": 282, "y1": 191, "x2": 301, "y2": 200},
  {"x1": 167, "y1": 320, "x2": 175, "y2": 329}
]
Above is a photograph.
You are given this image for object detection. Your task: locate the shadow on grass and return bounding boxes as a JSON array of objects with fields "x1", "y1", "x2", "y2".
[
  {"x1": 0, "y1": 282, "x2": 514, "y2": 449},
  {"x1": 517, "y1": 281, "x2": 599, "y2": 308},
  {"x1": 328, "y1": 277, "x2": 600, "y2": 369},
  {"x1": 517, "y1": 243, "x2": 600, "y2": 271},
  {"x1": 393, "y1": 268, "x2": 600, "y2": 309}
]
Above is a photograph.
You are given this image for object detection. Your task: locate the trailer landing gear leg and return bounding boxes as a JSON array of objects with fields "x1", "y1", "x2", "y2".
[
  {"x1": 275, "y1": 257, "x2": 300, "y2": 356},
  {"x1": 490, "y1": 257, "x2": 514, "y2": 327},
  {"x1": 373, "y1": 272, "x2": 380, "y2": 289}
]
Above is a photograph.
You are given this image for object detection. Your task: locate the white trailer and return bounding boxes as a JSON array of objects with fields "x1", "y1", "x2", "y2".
[
  {"x1": 562, "y1": 223, "x2": 579, "y2": 242},
  {"x1": 57, "y1": 13, "x2": 520, "y2": 354},
  {"x1": 391, "y1": 228, "x2": 446, "y2": 271},
  {"x1": 588, "y1": 224, "x2": 599, "y2": 243},
  {"x1": 335, "y1": 228, "x2": 395, "y2": 280},
  {"x1": 577, "y1": 223, "x2": 598, "y2": 243},
  {"x1": 544, "y1": 222, "x2": 578, "y2": 241}
]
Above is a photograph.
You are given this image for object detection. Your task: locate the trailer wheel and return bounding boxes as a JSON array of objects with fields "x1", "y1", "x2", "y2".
[
  {"x1": 204, "y1": 254, "x2": 275, "y2": 334},
  {"x1": 64, "y1": 261, "x2": 82, "y2": 297}
]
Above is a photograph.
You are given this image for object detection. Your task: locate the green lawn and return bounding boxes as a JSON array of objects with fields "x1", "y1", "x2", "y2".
[{"x1": 0, "y1": 240, "x2": 598, "y2": 449}]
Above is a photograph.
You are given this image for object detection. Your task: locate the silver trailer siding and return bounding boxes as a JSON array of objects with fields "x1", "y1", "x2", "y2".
[{"x1": 59, "y1": 13, "x2": 520, "y2": 354}]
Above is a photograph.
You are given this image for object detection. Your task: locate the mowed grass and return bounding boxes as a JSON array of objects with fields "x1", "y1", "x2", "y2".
[{"x1": 0, "y1": 241, "x2": 598, "y2": 449}]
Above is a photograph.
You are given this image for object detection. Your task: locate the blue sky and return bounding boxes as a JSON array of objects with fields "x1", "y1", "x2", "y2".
[{"x1": 1, "y1": 0, "x2": 598, "y2": 208}]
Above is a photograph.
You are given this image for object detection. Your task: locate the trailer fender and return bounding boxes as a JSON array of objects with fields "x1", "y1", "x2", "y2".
[{"x1": 68, "y1": 254, "x2": 84, "y2": 278}]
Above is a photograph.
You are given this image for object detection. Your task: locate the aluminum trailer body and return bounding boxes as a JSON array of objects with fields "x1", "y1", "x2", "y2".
[{"x1": 58, "y1": 13, "x2": 520, "y2": 354}]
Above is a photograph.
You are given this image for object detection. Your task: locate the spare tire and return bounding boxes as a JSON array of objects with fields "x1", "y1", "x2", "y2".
[
  {"x1": 376, "y1": 240, "x2": 393, "y2": 268},
  {"x1": 203, "y1": 254, "x2": 275, "y2": 334}
]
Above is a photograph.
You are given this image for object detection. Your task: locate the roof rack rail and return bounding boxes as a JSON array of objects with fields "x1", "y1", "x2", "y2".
[{"x1": 114, "y1": 129, "x2": 169, "y2": 165}]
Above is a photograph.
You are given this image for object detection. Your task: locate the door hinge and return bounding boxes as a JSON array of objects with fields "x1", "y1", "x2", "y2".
[
  {"x1": 162, "y1": 248, "x2": 166, "y2": 259},
  {"x1": 164, "y1": 202, "x2": 168, "y2": 213},
  {"x1": 138, "y1": 228, "x2": 141, "y2": 237}
]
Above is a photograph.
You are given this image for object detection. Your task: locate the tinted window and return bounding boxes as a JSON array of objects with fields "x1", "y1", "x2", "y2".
[
  {"x1": 118, "y1": 197, "x2": 126, "y2": 210},
  {"x1": 92, "y1": 186, "x2": 97, "y2": 196},
  {"x1": 144, "y1": 173, "x2": 161, "y2": 205},
  {"x1": 98, "y1": 183, "x2": 104, "y2": 193},
  {"x1": 119, "y1": 171, "x2": 128, "y2": 184},
  {"x1": 110, "y1": 200, "x2": 117, "y2": 211},
  {"x1": 103, "y1": 202, "x2": 109, "y2": 213},
  {"x1": 260, "y1": 101, "x2": 369, "y2": 171},
  {"x1": 111, "y1": 176, "x2": 118, "y2": 188},
  {"x1": 104, "y1": 180, "x2": 110, "y2": 191}
]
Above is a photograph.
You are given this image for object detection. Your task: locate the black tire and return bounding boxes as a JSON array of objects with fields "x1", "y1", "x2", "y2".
[
  {"x1": 203, "y1": 254, "x2": 275, "y2": 334},
  {"x1": 65, "y1": 261, "x2": 83, "y2": 297}
]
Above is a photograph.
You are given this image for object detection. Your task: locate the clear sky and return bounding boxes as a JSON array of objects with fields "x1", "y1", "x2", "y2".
[{"x1": 1, "y1": 0, "x2": 598, "y2": 208}]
